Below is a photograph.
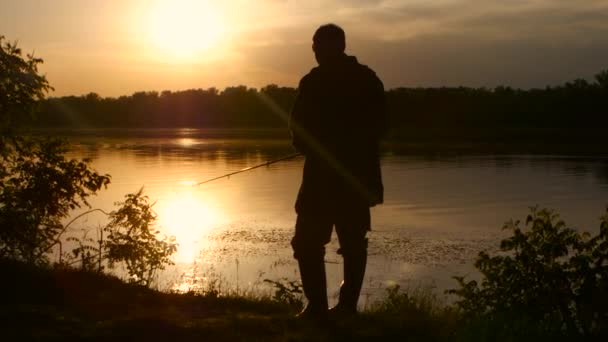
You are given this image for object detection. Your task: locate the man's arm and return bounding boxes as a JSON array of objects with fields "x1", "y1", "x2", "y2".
[
  {"x1": 289, "y1": 77, "x2": 311, "y2": 155},
  {"x1": 372, "y1": 73, "x2": 388, "y2": 141}
]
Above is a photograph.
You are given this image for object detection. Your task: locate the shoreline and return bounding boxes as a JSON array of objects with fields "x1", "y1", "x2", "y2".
[{"x1": 24, "y1": 126, "x2": 608, "y2": 156}]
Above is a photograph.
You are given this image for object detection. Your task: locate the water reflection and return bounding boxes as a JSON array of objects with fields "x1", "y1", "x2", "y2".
[
  {"x1": 158, "y1": 184, "x2": 225, "y2": 262},
  {"x1": 177, "y1": 137, "x2": 196, "y2": 147},
  {"x1": 59, "y1": 130, "x2": 608, "y2": 299},
  {"x1": 66, "y1": 132, "x2": 608, "y2": 187}
]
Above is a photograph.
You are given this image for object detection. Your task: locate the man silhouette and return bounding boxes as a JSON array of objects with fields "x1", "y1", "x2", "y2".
[{"x1": 289, "y1": 24, "x2": 387, "y2": 319}]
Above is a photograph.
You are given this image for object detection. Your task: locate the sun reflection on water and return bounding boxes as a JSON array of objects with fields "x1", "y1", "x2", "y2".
[
  {"x1": 177, "y1": 138, "x2": 196, "y2": 147},
  {"x1": 158, "y1": 182, "x2": 224, "y2": 263}
]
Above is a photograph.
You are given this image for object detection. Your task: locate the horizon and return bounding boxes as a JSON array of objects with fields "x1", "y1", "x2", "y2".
[
  {"x1": 43, "y1": 69, "x2": 607, "y2": 99},
  {"x1": 2, "y1": 0, "x2": 608, "y2": 97}
]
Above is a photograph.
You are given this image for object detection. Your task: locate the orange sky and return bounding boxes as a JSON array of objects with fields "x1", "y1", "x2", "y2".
[{"x1": 2, "y1": 0, "x2": 608, "y2": 97}]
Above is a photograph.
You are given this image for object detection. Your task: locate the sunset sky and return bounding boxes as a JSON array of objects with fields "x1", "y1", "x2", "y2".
[{"x1": 2, "y1": 0, "x2": 608, "y2": 97}]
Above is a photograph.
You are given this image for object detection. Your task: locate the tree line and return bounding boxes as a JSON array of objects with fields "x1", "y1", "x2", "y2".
[{"x1": 35, "y1": 71, "x2": 608, "y2": 141}]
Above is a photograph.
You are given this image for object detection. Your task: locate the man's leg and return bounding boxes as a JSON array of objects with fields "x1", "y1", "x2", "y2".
[
  {"x1": 291, "y1": 212, "x2": 333, "y2": 319},
  {"x1": 333, "y1": 205, "x2": 370, "y2": 314}
]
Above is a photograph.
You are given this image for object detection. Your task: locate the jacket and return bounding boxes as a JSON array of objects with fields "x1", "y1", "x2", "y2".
[{"x1": 289, "y1": 54, "x2": 387, "y2": 213}]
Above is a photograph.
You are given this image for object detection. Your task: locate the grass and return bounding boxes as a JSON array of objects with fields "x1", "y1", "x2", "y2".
[{"x1": 0, "y1": 258, "x2": 457, "y2": 341}]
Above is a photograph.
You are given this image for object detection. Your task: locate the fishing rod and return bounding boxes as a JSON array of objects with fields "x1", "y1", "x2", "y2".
[{"x1": 195, "y1": 152, "x2": 302, "y2": 186}]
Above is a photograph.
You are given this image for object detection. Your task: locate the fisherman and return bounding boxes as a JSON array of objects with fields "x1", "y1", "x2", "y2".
[{"x1": 289, "y1": 23, "x2": 387, "y2": 319}]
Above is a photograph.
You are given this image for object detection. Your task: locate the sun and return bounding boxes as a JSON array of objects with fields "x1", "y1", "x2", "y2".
[{"x1": 146, "y1": 0, "x2": 227, "y2": 62}]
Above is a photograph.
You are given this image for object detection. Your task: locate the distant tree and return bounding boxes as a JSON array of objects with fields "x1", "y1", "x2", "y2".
[
  {"x1": 84, "y1": 92, "x2": 101, "y2": 102},
  {"x1": 565, "y1": 78, "x2": 591, "y2": 90},
  {"x1": 595, "y1": 69, "x2": 608, "y2": 89},
  {"x1": 24, "y1": 54, "x2": 606, "y2": 142}
]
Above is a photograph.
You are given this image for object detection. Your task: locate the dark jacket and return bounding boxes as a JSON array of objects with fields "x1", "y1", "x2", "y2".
[{"x1": 289, "y1": 55, "x2": 387, "y2": 213}]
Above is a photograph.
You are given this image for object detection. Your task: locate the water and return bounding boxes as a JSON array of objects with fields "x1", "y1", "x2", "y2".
[{"x1": 60, "y1": 129, "x2": 608, "y2": 304}]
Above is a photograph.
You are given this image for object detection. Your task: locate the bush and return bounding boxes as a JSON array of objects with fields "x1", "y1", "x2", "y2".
[
  {"x1": 263, "y1": 278, "x2": 303, "y2": 308},
  {"x1": 0, "y1": 36, "x2": 111, "y2": 264},
  {"x1": 1, "y1": 37, "x2": 176, "y2": 286},
  {"x1": 104, "y1": 189, "x2": 177, "y2": 286},
  {"x1": 449, "y1": 206, "x2": 608, "y2": 337},
  {"x1": 0, "y1": 137, "x2": 111, "y2": 263}
]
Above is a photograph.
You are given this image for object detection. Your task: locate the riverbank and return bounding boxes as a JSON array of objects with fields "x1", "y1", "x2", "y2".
[{"x1": 1, "y1": 259, "x2": 456, "y2": 341}]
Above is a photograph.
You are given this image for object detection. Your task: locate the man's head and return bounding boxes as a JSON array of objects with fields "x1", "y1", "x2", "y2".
[{"x1": 312, "y1": 24, "x2": 346, "y2": 65}]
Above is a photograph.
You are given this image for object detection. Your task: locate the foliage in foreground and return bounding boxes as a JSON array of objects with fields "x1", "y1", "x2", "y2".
[
  {"x1": 0, "y1": 136, "x2": 177, "y2": 286},
  {"x1": 0, "y1": 35, "x2": 52, "y2": 129},
  {"x1": 4, "y1": 207, "x2": 608, "y2": 340},
  {"x1": 0, "y1": 137, "x2": 110, "y2": 263},
  {"x1": 0, "y1": 36, "x2": 176, "y2": 286},
  {"x1": 364, "y1": 284, "x2": 458, "y2": 340},
  {"x1": 263, "y1": 278, "x2": 304, "y2": 308},
  {"x1": 450, "y1": 207, "x2": 608, "y2": 338},
  {"x1": 104, "y1": 189, "x2": 178, "y2": 286},
  {"x1": 1, "y1": 35, "x2": 111, "y2": 264},
  {"x1": 66, "y1": 189, "x2": 178, "y2": 287},
  {"x1": 1, "y1": 258, "x2": 456, "y2": 342}
]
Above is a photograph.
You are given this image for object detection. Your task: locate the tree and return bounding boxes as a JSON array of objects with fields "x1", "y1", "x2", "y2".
[
  {"x1": 0, "y1": 35, "x2": 52, "y2": 131},
  {"x1": 0, "y1": 36, "x2": 111, "y2": 264},
  {"x1": 595, "y1": 69, "x2": 608, "y2": 89}
]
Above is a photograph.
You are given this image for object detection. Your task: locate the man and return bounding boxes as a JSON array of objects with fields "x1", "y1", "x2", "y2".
[{"x1": 289, "y1": 23, "x2": 387, "y2": 319}]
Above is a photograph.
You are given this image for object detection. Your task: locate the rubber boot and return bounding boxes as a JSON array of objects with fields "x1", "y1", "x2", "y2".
[
  {"x1": 296, "y1": 256, "x2": 328, "y2": 321},
  {"x1": 330, "y1": 250, "x2": 367, "y2": 316}
]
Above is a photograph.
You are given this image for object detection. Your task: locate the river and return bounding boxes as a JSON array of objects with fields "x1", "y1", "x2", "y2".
[{"x1": 59, "y1": 128, "x2": 608, "y2": 306}]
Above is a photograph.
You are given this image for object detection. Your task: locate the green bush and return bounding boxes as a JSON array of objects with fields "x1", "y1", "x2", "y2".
[{"x1": 449, "y1": 207, "x2": 608, "y2": 337}]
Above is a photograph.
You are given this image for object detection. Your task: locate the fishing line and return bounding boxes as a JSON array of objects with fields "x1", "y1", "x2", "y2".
[{"x1": 194, "y1": 152, "x2": 302, "y2": 186}]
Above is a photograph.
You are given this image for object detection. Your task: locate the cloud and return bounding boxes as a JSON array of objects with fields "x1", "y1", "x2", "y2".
[
  {"x1": 236, "y1": 0, "x2": 608, "y2": 88},
  {"x1": 329, "y1": 0, "x2": 608, "y2": 41},
  {"x1": 353, "y1": 32, "x2": 608, "y2": 89},
  {"x1": 5, "y1": 0, "x2": 607, "y2": 95}
]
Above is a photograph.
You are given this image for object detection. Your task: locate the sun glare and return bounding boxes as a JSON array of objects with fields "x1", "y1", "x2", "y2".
[
  {"x1": 146, "y1": 0, "x2": 227, "y2": 62},
  {"x1": 159, "y1": 187, "x2": 223, "y2": 262}
]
